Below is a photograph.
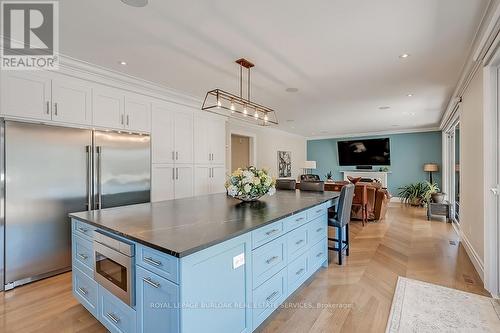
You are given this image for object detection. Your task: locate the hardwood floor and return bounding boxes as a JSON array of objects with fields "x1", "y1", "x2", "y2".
[{"x1": 0, "y1": 203, "x2": 489, "y2": 333}]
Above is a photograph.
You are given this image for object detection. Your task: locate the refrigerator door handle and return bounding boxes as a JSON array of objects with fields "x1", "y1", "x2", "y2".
[
  {"x1": 86, "y1": 145, "x2": 92, "y2": 210},
  {"x1": 96, "y1": 146, "x2": 103, "y2": 209}
]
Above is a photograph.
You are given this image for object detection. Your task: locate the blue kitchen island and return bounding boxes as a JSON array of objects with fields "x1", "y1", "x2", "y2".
[{"x1": 69, "y1": 190, "x2": 339, "y2": 333}]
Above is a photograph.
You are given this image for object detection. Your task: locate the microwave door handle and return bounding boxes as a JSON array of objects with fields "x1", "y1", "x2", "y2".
[
  {"x1": 96, "y1": 146, "x2": 102, "y2": 209},
  {"x1": 86, "y1": 145, "x2": 92, "y2": 210}
]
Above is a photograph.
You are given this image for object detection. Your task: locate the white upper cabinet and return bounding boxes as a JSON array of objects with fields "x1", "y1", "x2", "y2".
[
  {"x1": 125, "y1": 94, "x2": 151, "y2": 132},
  {"x1": 194, "y1": 115, "x2": 226, "y2": 165},
  {"x1": 51, "y1": 75, "x2": 92, "y2": 125},
  {"x1": 92, "y1": 85, "x2": 125, "y2": 130},
  {"x1": 1, "y1": 71, "x2": 51, "y2": 120}
]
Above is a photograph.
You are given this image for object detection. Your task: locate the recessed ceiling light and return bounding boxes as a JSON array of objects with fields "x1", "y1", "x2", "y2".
[
  {"x1": 121, "y1": 0, "x2": 148, "y2": 7},
  {"x1": 391, "y1": 124, "x2": 400, "y2": 127},
  {"x1": 378, "y1": 106, "x2": 391, "y2": 110},
  {"x1": 399, "y1": 53, "x2": 410, "y2": 59},
  {"x1": 119, "y1": 61, "x2": 127, "y2": 65},
  {"x1": 286, "y1": 119, "x2": 295, "y2": 122},
  {"x1": 407, "y1": 93, "x2": 413, "y2": 97},
  {"x1": 285, "y1": 87, "x2": 299, "y2": 93},
  {"x1": 403, "y1": 111, "x2": 416, "y2": 116}
]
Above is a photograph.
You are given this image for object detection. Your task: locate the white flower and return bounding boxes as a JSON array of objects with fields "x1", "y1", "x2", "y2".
[
  {"x1": 268, "y1": 187, "x2": 276, "y2": 196},
  {"x1": 242, "y1": 170, "x2": 253, "y2": 179},
  {"x1": 244, "y1": 184, "x2": 252, "y2": 193},
  {"x1": 228, "y1": 185, "x2": 238, "y2": 196},
  {"x1": 253, "y1": 177, "x2": 260, "y2": 185},
  {"x1": 264, "y1": 177, "x2": 272, "y2": 186}
]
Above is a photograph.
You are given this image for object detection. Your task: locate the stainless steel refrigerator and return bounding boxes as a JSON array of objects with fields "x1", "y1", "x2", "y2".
[{"x1": 0, "y1": 120, "x2": 150, "y2": 290}]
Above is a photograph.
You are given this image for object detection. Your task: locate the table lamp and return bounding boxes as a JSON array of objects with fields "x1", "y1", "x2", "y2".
[{"x1": 423, "y1": 163, "x2": 439, "y2": 183}]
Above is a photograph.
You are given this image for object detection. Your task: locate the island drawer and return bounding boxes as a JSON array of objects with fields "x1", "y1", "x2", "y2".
[
  {"x1": 73, "y1": 220, "x2": 96, "y2": 241},
  {"x1": 287, "y1": 252, "x2": 309, "y2": 294},
  {"x1": 306, "y1": 203, "x2": 327, "y2": 222},
  {"x1": 73, "y1": 265, "x2": 99, "y2": 319},
  {"x1": 252, "y1": 220, "x2": 284, "y2": 249},
  {"x1": 98, "y1": 285, "x2": 137, "y2": 333},
  {"x1": 308, "y1": 238, "x2": 328, "y2": 273},
  {"x1": 252, "y1": 268, "x2": 287, "y2": 329},
  {"x1": 283, "y1": 211, "x2": 307, "y2": 232},
  {"x1": 252, "y1": 236, "x2": 287, "y2": 288},
  {"x1": 286, "y1": 224, "x2": 308, "y2": 258},
  {"x1": 73, "y1": 234, "x2": 94, "y2": 277},
  {"x1": 307, "y1": 215, "x2": 327, "y2": 246},
  {"x1": 137, "y1": 244, "x2": 179, "y2": 284}
]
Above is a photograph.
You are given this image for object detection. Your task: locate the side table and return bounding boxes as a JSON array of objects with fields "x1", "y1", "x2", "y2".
[{"x1": 427, "y1": 200, "x2": 451, "y2": 222}]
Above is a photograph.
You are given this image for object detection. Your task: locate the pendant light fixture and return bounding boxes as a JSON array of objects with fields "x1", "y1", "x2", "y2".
[{"x1": 201, "y1": 58, "x2": 278, "y2": 125}]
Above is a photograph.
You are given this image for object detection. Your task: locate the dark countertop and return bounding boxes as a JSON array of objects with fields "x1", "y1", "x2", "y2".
[{"x1": 69, "y1": 190, "x2": 340, "y2": 258}]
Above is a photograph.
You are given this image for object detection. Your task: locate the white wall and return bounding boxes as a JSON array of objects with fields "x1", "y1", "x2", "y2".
[
  {"x1": 459, "y1": 69, "x2": 485, "y2": 269},
  {"x1": 227, "y1": 120, "x2": 307, "y2": 179}
]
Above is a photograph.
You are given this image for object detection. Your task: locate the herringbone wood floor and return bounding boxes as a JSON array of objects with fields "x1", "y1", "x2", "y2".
[{"x1": 0, "y1": 203, "x2": 489, "y2": 333}]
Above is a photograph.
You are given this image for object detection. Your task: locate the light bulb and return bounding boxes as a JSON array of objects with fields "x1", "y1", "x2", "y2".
[
  {"x1": 230, "y1": 101, "x2": 235, "y2": 113},
  {"x1": 254, "y1": 110, "x2": 259, "y2": 119},
  {"x1": 217, "y1": 99, "x2": 221, "y2": 108},
  {"x1": 264, "y1": 114, "x2": 269, "y2": 122},
  {"x1": 243, "y1": 106, "x2": 247, "y2": 116}
]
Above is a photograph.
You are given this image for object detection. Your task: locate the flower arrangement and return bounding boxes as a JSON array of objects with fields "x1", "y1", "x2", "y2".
[{"x1": 225, "y1": 166, "x2": 276, "y2": 202}]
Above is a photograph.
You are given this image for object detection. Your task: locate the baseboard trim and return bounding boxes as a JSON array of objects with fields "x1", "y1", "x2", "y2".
[
  {"x1": 456, "y1": 225, "x2": 485, "y2": 282},
  {"x1": 390, "y1": 196, "x2": 402, "y2": 203}
]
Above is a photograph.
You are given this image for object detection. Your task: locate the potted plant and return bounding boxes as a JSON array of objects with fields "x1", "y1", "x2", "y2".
[
  {"x1": 325, "y1": 171, "x2": 333, "y2": 182},
  {"x1": 398, "y1": 182, "x2": 430, "y2": 206},
  {"x1": 426, "y1": 182, "x2": 446, "y2": 203}
]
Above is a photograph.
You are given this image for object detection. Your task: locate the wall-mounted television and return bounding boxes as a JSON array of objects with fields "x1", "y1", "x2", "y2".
[{"x1": 337, "y1": 138, "x2": 390, "y2": 166}]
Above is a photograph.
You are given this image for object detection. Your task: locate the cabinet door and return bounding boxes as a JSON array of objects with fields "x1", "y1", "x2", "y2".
[
  {"x1": 92, "y1": 85, "x2": 125, "y2": 129},
  {"x1": 136, "y1": 266, "x2": 179, "y2": 333},
  {"x1": 174, "y1": 165, "x2": 193, "y2": 199},
  {"x1": 152, "y1": 165, "x2": 175, "y2": 202},
  {"x1": 209, "y1": 119, "x2": 226, "y2": 165},
  {"x1": 194, "y1": 116, "x2": 210, "y2": 164},
  {"x1": 194, "y1": 166, "x2": 210, "y2": 196},
  {"x1": 125, "y1": 94, "x2": 151, "y2": 133},
  {"x1": 151, "y1": 103, "x2": 175, "y2": 164},
  {"x1": 173, "y1": 112, "x2": 193, "y2": 164},
  {"x1": 51, "y1": 75, "x2": 92, "y2": 125},
  {"x1": 0, "y1": 71, "x2": 51, "y2": 120},
  {"x1": 210, "y1": 166, "x2": 227, "y2": 194}
]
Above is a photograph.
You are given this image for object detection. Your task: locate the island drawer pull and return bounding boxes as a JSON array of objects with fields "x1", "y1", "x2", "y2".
[
  {"x1": 266, "y1": 291, "x2": 279, "y2": 302},
  {"x1": 295, "y1": 268, "x2": 305, "y2": 276},
  {"x1": 77, "y1": 253, "x2": 88, "y2": 260},
  {"x1": 143, "y1": 256, "x2": 162, "y2": 267},
  {"x1": 106, "y1": 312, "x2": 120, "y2": 324},
  {"x1": 316, "y1": 252, "x2": 323, "y2": 258},
  {"x1": 295, "y1": 239, "x2": 304, "y2": 245},
  {"x1": 295, "y1": 217, "x2": 304, "y2": 222},
  {"x1": 316, "y1": 227, "x2": 323, "y2": 233},
  {"x1": 266, "y1": 256, "x2": 279, "y2": 264},
  {"x1": 265, "y1": 228, "x2": 280, "y2": 236},
  {"x1": 143, "y1": 277, "x2": 161, "y2": 289},
  {"x1": 77, "y1": 227, "x2": 88, "y2": 233},
  {"x1": 78, "y1": 287, "x2": 88, "y2": 295},
  {"x1": 316, "y1": 209, "x2": 323, "y2": 213}
]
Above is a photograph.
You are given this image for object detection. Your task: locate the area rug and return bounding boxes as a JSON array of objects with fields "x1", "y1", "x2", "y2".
[{"x1": 386, "y1": 277, "x2": 500, "y2": 332}]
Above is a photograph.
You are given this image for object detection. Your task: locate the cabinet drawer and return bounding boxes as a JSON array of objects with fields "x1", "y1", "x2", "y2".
[
  {"x1": 306, "y1": 203, "x2": 327, "y2": 222},
  {"x1": 287, "y1": 252, "x2": 308, "y2": 294},
  {"x1": 286, "y1": 224, "x2": 308, "y2": 258},
  {"x1": 99, "y1": 285, "x2": 137, "y2": 333},
  {"x1": 137, "y1": 245, "x2": 179, "y2": 284},
  {"x1": 136, "y1": 266, "x2": 179, "y2": 333},
  {"x1": 73, "y1": 234, "x2": 94, "y2": 276},
  {"x1": 252, "y1": 220, "x2": 284, "y2": 249},
  {"x1": 307, "y1": 215, "x2": 327, "y2": 246},
  {"x1": 73, "y1": 220, "x2": 95, "y2": 241},
  {"x1": 283, "y1": 211, "x2": 307, "y2": 232},
  {"x1": 308, "y1": 238, "x2": 327, "y2": 273},
  {"x1": 73, "y1": 266, "x2": 99, "y2": 318},
  {"x1": 252, "y1": 236, "x2": 286, "y2": 288},
  {"x1": 252, "y1": 268, "x2": 287, "y2": 329}
]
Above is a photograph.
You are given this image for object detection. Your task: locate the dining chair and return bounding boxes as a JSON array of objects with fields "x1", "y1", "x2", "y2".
[
  {"x1": 328, "y1": 184, "x2": 355, "y2": 265},
  {"x1": 299, "y1": 181, "x2": 325, "y2": 192},
  {"x1": 276, "y1": 179, "x2": 297, "y2": 190}
]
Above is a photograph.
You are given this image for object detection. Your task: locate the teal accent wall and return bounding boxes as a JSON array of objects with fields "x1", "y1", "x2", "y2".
[{"x1": 307, "y1": 131, "x2": 442, "y2": 194}]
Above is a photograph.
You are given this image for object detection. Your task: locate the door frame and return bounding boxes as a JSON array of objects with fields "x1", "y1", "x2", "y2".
[{"x1": 229, "y1": 130, "x2": 256, "y2": 173}]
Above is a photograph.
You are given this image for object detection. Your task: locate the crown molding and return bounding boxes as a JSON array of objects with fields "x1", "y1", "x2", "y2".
[{"x1": 305, "y1": 126, "x2": 441, "y2": 141}]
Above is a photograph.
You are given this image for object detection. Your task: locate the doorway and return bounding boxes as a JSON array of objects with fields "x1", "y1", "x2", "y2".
[{"x1": 231, "y1": 134, "x2": 251, "y2": 171}]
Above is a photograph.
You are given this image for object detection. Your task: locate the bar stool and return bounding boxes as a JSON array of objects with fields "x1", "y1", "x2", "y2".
[
  {"x1": 276, "y1": 179, "x2": 297, "y2": 190},
  {"x1": 299, "y1": 181, "x2": 324, "y2": 192},
  {"x1": 328, "y1": 184, "x2": 355, "y2": 265}
]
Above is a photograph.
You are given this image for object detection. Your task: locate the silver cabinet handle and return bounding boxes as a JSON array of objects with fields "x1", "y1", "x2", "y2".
[
  {"x1": 295, "y1": 268, "x2": 305, "y2": 276},
  {"x1": 78, "y1": 287, "x2": 88, "y2": 295},
  {"x1": 316, "y1": 227, "x2": 323, "y2": 233},
  {"x1": 85, "y1": 145, "x2": 92, "y2": 210},
  {"x1": 143, "y1": 256, "x2": 162, "y2": 267},
  {"x1": 143, "y1": 277, "x2": 161, "y2": 289},
  {"x1": 96, "y1": 146, "x2": 102, "y2": 209},
  {"x1": 265, "y1": 228, "x2": 280, "y2": 236},
  {"x1": 54, "y1": 102, "x2": 58, "y2": 116},
  {"x1": 120, "y1": 114, "x2": 124, "y2": 125},
  {"x1": 316, "y1": 252, "x2": 323, "y2": 258},
  {"x1": 77, "y1": 253, "x2": 88, "y2": 260},
  {"x1": 316, "y1": 209, "x2": 322, "y2": 213},
  {"x1": 126, "y1": 114, "x2": 129, "y2": 126},
  {"x1": 172, "y1": 168, "x2": 175, "y2": 180},
  {"x1": 176, "y1": 167, "x2": 179, "y2": 180},
  {"x1": 295, "y1": 217, "x2": 304, "y2": 222},
  {"x1": 295, "y1": 239, "x2": 304, "y2": 245},
  {"x1": 266, "y1": 256, "x2": 279, "y2": 264},
  {"x1": 172, "y1": 151, "x2": 175, "y2": 161},
  {"x1": 77, "y1": 227, "x2": 88, "y2": 233},
  {"x1": 176, "y1": 151, "x2": 179, "y2": 160},
  {"x1": 266, "y1": 291, "x2": 279, "y2": 302},
  {"x1": 106, "y1": 312, "x2": 120, "y2": 324},
  {"x1": 46, "y1": 101, "x2": 50, "y2": 114},
  {"x1": 208, "y1": 153, "x2": 211, "y2": 161}
]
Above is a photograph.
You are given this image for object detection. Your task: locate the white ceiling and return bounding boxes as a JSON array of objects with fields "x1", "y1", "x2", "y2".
[{"x1": 60, "y1": 0, "x2": 489, "y2": 137}]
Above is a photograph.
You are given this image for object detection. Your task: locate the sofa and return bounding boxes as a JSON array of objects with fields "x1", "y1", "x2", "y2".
[{"x1": 350, "y1": 181, "x2": 391, "y2": 221}]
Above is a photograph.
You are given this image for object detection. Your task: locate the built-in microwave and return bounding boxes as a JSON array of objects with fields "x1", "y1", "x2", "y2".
[{"x1": 93, "y1": 231, "x2": 135, "y2": 306}]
